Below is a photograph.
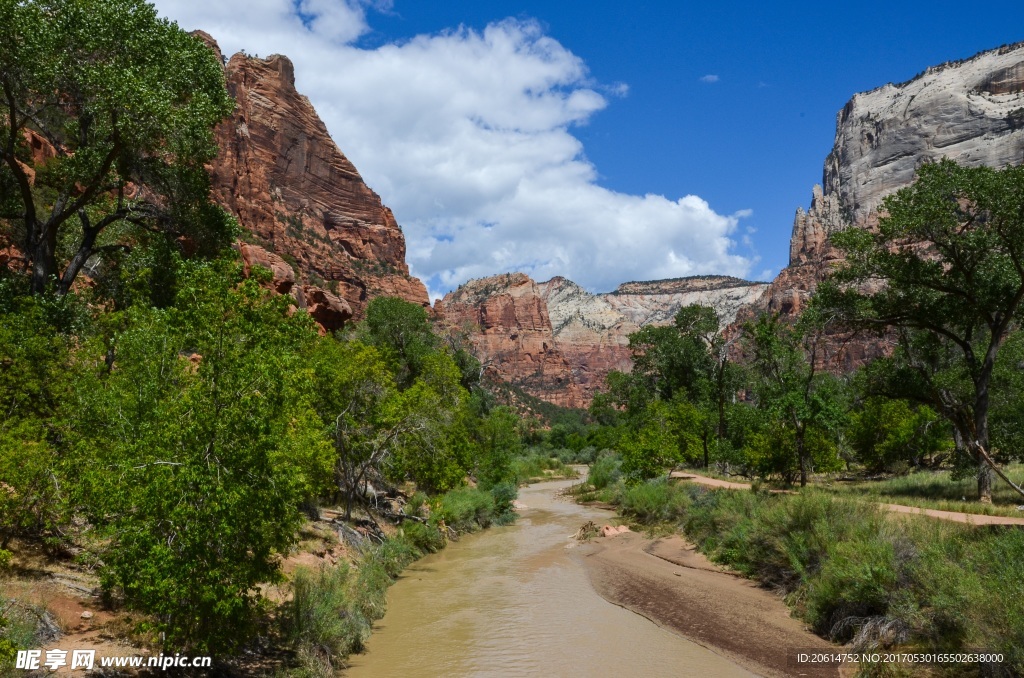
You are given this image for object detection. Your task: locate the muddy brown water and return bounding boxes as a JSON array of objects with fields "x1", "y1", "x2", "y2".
[{"x1": 345, "y1": 477, "x2": 755, "y2": 677}]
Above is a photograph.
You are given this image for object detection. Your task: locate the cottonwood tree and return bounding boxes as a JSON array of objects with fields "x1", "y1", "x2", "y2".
[
  {"x1": 68, "y1": 263, "x2": 321, "y2": 651},
  {"x1": 816, "y1": 159, "x2": 1024, "y2": 502},
  {"x1": 742, "y1": 312, "x2": 845, "y2": 486},
  {"x1": 0, "y1": 0, "x2": 233, "y2": 294}
]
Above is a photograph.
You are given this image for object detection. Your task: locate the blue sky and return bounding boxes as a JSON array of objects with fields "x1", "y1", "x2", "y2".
[{"x1": 155, "y1": 0, "x2": 1024, "y2": 297}]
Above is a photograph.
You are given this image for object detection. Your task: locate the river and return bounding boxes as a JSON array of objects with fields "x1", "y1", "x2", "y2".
[{"x1": 345, "y1": 477, "x2": 755, "y2": 677}]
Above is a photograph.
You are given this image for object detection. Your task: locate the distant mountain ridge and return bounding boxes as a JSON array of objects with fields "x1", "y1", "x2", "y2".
[{"x1": 438, "y1": 273, "x2": 768, "y2": 408}]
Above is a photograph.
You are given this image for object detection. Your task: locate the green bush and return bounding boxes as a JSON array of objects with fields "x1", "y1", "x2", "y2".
[
  {"x1": 618, "y1": 479, "x2": 691, "y2": 523},
  {"x1": 588, "y1": 452, "x2": 622, "y2": 490},
  {"x1": 489, "y1": 482, "x2": 519, "y2": 525},
  {"x1": 628, "y1": 483, "x2": 1024, "y2": 672},
  {"x1": 283, "y1": 565, "x2": 355, "y2": 662},
  {"x1": 373, "y1": 538, "x2": 420, "y2": 579},
  {"x1": 511, "y1": 452, "x2": 576, "y2": 484},
  {"x1": 434, "y1": 487, "x2": 496, "y2": 532},
  {"x1": 806, "y1": 538, "x2": 899, "y2": 640},
  {"x1": 400, "y1": 521, "x2": 445, "y2": 554}
]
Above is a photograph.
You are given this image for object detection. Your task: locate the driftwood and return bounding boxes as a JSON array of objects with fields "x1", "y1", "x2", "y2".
[
  {"x1": 376, "y1": 509, "x2": 428, "y2": 525},
  {"x1": 574, "y1": 521, "x2": 599, "y2": 541}
]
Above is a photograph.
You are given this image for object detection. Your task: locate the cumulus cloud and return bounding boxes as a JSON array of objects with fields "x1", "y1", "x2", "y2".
[
  {"x1": 154, "y1": 0, "x2": 754, "y2": 297},
  {"x1": 699, "y1": 74, "x2": 720, "y2": 83}
]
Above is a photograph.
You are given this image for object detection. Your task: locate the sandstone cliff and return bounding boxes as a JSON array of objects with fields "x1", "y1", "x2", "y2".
[
  {"x1": 760, "y1": 42, "x2": 1024, "y2": 321},
  {"x1": 439, "y1": 273, "x2": 768, "y2": 408},
  {"x1": 438, "y1": 274, "x2": 586, "y2": 409},
  {"x1": 199, "y1": 32, "x2": 429, "y2": 325}
]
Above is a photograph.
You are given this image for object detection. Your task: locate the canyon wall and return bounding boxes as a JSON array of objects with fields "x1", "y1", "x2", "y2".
[
  {"x1": 440, "y1": 42, "x2": 1024, "y2": 406},
  {"x1": 200, "y1": 33, "x2": 429, "y2": 326},
  {"x1": 759, "y1": 41, "x2": 1024, "y2": 321},
  {"x1": 438, "y1": 273, "x2": 768, "y2": 408}
]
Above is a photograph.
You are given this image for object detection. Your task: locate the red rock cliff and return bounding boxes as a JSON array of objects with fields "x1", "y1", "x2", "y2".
[
  {"x1": 438, "y1": 274, "x2": 586, "y2": 409},
  {"x1": 199, "y1": 32, "x2": 429, "y2": 321},
  {"x1": 439, "y1": 273, "x2": 767, "y2": 409}
]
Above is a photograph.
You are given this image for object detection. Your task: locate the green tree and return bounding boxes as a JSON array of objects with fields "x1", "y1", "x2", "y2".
[
  {"x1": 743, "y1": 313, "x2": 845, "y2": 486},
  {"x1": 476, "y1": 406, "x2": 520, "y2": 489},
  {"x1": 0, "y1": 285, "x2": 77, "y2": 549},
  {"x1": 817, "y1": 159, "x2": 1024, "y2": 501},
  {"x1": 0, "y1": 0, "x2": 234, "y2": 294},
  {"x1": 358, "y1": 297, "x2": 438, "y2": 388},
  {"x1": 673, "y1": 305, "x2": 744, "y2": 466},
  {"x1": 66, "y1": 263, "x2": 318, "y2": 651},
  {"x1": 989, "y1": 329, "x2": 1024, "y2": 462},
  {"x1": 848, "y1": 397, "x2": 949, "y2": 472}
]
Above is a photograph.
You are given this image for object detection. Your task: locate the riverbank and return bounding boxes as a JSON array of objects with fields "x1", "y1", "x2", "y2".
[
  {"x1": 574, "y1": 532, "x2": 840, "y2": 678},
  {"x1": 571, "y1": 475, "x2": 1024, "y2": 677}
]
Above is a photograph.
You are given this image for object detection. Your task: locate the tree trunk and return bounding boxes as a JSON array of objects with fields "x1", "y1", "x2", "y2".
[
  {"x1": 978, "y1": 460, "x2": 994, "y2": 504},
  {"x1": 975, "y1": 386, "x2": 993, "y2": 503},
  {"x1": 30, "y1": 227, "x2": 57, "y2": 294},
  {"x1": 796, "y1": 429, "x2": 808, "y2": 487}
]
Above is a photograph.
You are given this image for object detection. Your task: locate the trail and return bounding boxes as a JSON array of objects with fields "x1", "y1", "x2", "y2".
[{"x1": 669, "y1": 471, "x2": 1024, "y2": 526}]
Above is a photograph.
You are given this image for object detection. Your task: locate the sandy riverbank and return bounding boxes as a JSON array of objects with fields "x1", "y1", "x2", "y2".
[{"x1": 573, "y1": 531, "x2": 843, "y2": 678}]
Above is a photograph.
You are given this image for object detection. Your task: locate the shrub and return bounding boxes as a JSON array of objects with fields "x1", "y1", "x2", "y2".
[
  {"x1": 400, "y1": 521, "x2": 445, "y2": 554},
  {"x1": 283, "y1": 565, "x2": 354, "y2": 663},
  {"x1": 489, "y1": 482, "x2": 519, "y2": 525},
  {"x1": 806, "y1": 538, "x2": 899, "y2": 640},
  {"x1": 434, "y1": 487, "x2": 495, "y2": 533},
  {"x1": 589, "y1": 452, "x2": 622, "y2": 490},
  {"x1": 618, "y1": 479, "x2": 691, "y2": 523}
]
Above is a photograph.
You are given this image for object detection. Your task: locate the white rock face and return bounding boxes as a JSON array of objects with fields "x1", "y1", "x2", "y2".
[
  {"x1": 538, "y1": 275, "x2": 769, "y2": 343},
  {"x1": 825, "y1": 42, "x2": 1024, "y2": 226}
]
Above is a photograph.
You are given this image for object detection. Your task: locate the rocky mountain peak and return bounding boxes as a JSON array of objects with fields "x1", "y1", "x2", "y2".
[
  {"x1": 824, "y1": 41, "x2": 1024, "y2": 225},
  {"x1": 201, "y1": 34, "x2": 429, "y2": 327}
]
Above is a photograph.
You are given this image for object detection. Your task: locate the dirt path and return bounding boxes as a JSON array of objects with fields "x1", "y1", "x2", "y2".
[
  {"x1": 669, "y1": 471, "x2": 1024, "y2": 526},
  {"x1": 573, "y1": 532, "x2": 842, "y2": 678}
]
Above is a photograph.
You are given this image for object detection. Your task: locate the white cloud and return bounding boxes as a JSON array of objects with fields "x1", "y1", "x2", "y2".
[
  {"x1": 154, "y1": 1, "x2": 754, "y2": 296},
  {"x1": 699, "y1": 74, "x2": 720, "y2": 83}
]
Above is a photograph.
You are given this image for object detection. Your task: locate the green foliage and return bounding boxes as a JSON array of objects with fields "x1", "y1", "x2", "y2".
[
  {"x1": 511, "y1": 452, "x2": 576, "y2": 484},
  {"x1": 742, "y1": 424, "x2": 842, "y2": 483},
  {"x1": 588, "y1": 451, "x2": 622, "y2": 490},
  {"x1": 282, "y1": 533, "x2": 430, "y2": 677},
  {"x1": 283, "y1": 565, "x2": 357, "y2": 665},
  {"x1": 742, "y1": 313, "x2": 846, "y2": 485},
  {"x1": 65, "y1": 262, "x2": 318, "y2": 651},
  {"x1": 433, "y1": 486, "x2": 497, "y2": 532},
  {"x1": 848, "y1": 398, "x2": 950, "y2": 472},
  {"x1": 611, "y1": 480, "x2": 1024, "y2": 667},
  {"x1": 989, "y1": 329, "x2": 1024, "y2": 462},
  {"x1": 358, "y1": 297, "x2": 439, "y2": 388},
  {"x1": 476, "y1": 406, "x2": 520, "y2": 489},
  {"x1": 819, "y1": 159, "x2": 1024, "y2": 498},
  {"x1": 0, "y1": 597, "x2": 42, "y2": 671},
  {"x1": 0, "y1": 0, "x2": 236, "y2": 293},
  {"x1": 618, "y1": 478, "x2": 691, "y2": 523},
  {"x1": 488, "y1": 482, "x2": 519, "y2": 525},
  {"x1": 0, "y1": 291, "x2": 76, "y2": 548},
  {"x1": 618, "y1": 398, "x2": 705, "y2": 481},
  {"x1": 399, "y1": 521, "x2": 446, "y2": 554}
]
